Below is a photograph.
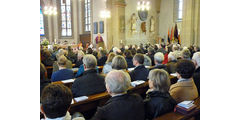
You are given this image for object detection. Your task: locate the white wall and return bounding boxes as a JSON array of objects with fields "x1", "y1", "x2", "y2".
[{"x1": 92, "y1": 0, "x2": 107, "y2": 48}]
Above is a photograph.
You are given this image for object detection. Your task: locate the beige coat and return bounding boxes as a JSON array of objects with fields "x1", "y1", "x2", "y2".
[{"x1": 169, "y1": 78, "x2": 199, "y2": 103}]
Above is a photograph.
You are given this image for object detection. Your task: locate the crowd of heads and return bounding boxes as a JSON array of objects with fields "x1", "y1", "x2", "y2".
[{"x1": 40, "y1": 42, "x2": 200, "y2": 119}]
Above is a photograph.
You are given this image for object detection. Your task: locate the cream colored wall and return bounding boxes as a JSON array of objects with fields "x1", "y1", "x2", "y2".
[
  {"x1": 92, "y1": 0, "x2": 108, "y2": 48},
  {"x1": 158, "y1": 0, "x2": 200, "y2": 47},
  {"x1": 181, "y1": 0, "x2": 200, "y2": 47},
  {"x1": 125, "y1": 0, "x2": 159, "y2": 46},
  {"x1": 158, "y1": 0, "x2": 182, "y2": 42}
]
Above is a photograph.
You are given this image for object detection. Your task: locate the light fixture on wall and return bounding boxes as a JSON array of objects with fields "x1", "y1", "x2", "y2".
[
  {"x1": 137, "y1": 1, "x2": 150, "y2": 11},
  {"x1": 100, "y1": 10, "x2": 111, "y2": 18}
]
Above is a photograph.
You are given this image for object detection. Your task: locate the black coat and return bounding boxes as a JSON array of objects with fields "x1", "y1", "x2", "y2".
[
  {"x1": 98, "y1": 56, "x2": 107, "y2": 66},
  {"x1": 193, "y1": 67, "x2": 200, "y2": 95},
  {"x1": 91, "y1": 93, "x2": 145, "y2": 120},
  {"x1": 125, "y1": 57, "x2": 134, "y2": 68},
  {"x1": 166, "y1": 60, "x2": 177, "y2": 74},
  {"x1": 148, "y1": 54, "x2": 155, "y2": 66},
  {"x1": 71, "y1": 69, "x2": 106, "y2": 97},
  {"x1": 130, "y1": 65, "x2": 149, "y2": 81},
  {"x1": 144, "y1": 91, "x2": 177, "y2": 120},
  {"x1": 150, "y1": 64, "x2": 167, "y2": 71},
  {"x1": 75, "y1": 58, "x2": 83, "y2": 68}
]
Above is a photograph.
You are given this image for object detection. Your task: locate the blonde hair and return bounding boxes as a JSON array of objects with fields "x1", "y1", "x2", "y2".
[
  {"x1": 57, "y1": 55, "x2": 67, "y2": 67},
  {"x1": 111, "y1": 55, "x2": 127, "y2": 70},
  {"x1": 148, "y1": 69, "x2": 170, "y2": 93},
  {"x1": 106, "y1": 52, "x2": 116, "y2": 63},
  {"x1": 77, "y1": 50, "x2": 85, "y2": 60}
]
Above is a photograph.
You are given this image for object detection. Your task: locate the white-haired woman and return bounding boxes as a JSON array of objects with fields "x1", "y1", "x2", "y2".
[
  {"x1": 192, "y1": 52, "x2": 200, "y2": 95},
  {"x1": 166, "y1": 52, "x2": 177, "y2": 74}
]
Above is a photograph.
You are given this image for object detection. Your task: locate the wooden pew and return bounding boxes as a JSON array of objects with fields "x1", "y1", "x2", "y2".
[
  {"x1": 154, "y1": 97, "x2": 200, "y2": 120},
  {"x1": 52, "y1": 79, "x2": 75, "y2": 88},
  {"x1": 69, "y1": 82, "x2": 149, "y2": 115}
]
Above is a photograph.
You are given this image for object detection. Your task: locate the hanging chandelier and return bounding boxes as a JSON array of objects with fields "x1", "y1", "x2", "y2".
[
  {"x1": 42, "y1": 0, "x2": 57, "y2": 15},
  {"x1": 137, "y1": 1, "x2": 150, "y2": 11},
  {"x1": 44, "y1": 6, "x2": 57, "y2": 15}
]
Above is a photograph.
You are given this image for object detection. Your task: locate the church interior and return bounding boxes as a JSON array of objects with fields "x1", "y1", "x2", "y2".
[{"x1": 40, "y1": 0, "x2": 200, "y2": 120}]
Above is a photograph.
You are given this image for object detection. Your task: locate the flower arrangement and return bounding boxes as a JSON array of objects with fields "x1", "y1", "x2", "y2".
[{"x1": 41, "y1": 38, "x2": 49, "y2": 46}]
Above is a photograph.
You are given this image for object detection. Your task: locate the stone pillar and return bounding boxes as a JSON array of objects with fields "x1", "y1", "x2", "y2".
[
  {"x1": 181, "y1": 0, "x2": 200, "y2": 47},
  {"x1": 107, "y1": 0, "x2": 126, "y2": 49}
]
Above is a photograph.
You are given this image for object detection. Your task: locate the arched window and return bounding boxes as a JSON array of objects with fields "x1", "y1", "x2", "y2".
[
  {"x1": 178, "y1": 0, "x2": 183, "y2": 21},
  {"x1": 84, "y1": 0, "x2": 91, "y2": 32},
  {"x1": 40, "y1": 6, "x2": 45, "y2": 36},
  {"x1": 60, "y1": 0, "x2": 72, "y2": 37}
]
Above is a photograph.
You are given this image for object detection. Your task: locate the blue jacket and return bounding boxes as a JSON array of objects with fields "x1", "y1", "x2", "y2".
[{"x1": 51, "y1": 69, "x2": 74, "y2": 82}]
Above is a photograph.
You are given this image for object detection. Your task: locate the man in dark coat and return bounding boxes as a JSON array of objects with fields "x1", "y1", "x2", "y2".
[
  {"x1": 71, "y1": 54, "x2": 106, "y2": 97},
  {"x1": 150, "y1": 52, "x2": 167, "y2": 71},
  {"x1": 192, "y1": 52, "x2": 200, "y2": 95},
  {"x1": 91, "y1": 70, "x2": 145, "y2": 120},
  {"x1": 166, "y1": 52, "x2": 178, "y2": 74},
  {"x1": 129, "y1": 54, "x2": 149, "y2": 81}
]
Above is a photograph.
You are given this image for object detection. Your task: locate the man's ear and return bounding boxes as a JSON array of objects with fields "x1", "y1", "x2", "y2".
[
  {"x1": 40, "y1": 105, "x2": 44, "y2": 114},
  {"x1": 176, "y1": 72, "x2": 181, "y2": 79},
  {"x1": 83, "y1": 64, "x2": 86, "y2": 69},
  {"x1": 40, "y1": 105, "x2": 46, "y2": 119},
  {"x1": 105, "y1": 84, "x2": 111, "y2": 94}
]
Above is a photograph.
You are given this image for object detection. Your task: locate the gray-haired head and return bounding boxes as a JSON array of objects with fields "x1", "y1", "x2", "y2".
[
  {"x1": 105, "y1": 70, "x2": 131, "y2": 94},
  {"x1": 192, "y1": 52, "x2": 200, "y2": 67},
  {"x1": 82, "y1": 54, "x2": 97, "y2": 69},
  {"x1": 168, "y1": 52, "x2": 176, "y2": 62},
  {"x1": 154, "y1": 52, "x2": 164, "y2": 64}
]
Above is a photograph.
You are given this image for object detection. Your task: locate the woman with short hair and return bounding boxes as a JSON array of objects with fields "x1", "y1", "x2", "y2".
[
  {"x1": 144, "y1": 69, "x2": 176, "y2": 120},
  {"x1": 111, "y1": 55, "x2": 128, "y2": 71},
  {"x1": 75, "y1": 50, "x2": 85, "y2": 68},
  {"x1": 102, "y1": 52, "x2": 116, "y2": 74},
  {"x1": 124, "y1": 50, "x2": 134, "y2": 68}
]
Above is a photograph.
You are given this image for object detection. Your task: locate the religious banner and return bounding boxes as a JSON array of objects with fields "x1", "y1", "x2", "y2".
[
  {"x1": 99, "y1": 21, "x2": 104, "y2": 33},
  {"x1": 168, "y1": 28, "x2": 170, "y2": 44},
  {"x1": 170, "y1": 27, "x2": 173, "y2": 42},
  {"x1": 94, "y1": 22, "x2": 98, "y2": 34}
]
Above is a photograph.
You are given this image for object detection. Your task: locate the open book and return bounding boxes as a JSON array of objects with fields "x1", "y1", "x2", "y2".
[
  {"x1": 74, "y1": 96, "x2": 89, "y2": 102},
  {"x1": 62, "y1": 79, "x2": 75, "y2": 83},
  {"x1": 131, "y1": 80, "x2": 145, "y2": 87}
]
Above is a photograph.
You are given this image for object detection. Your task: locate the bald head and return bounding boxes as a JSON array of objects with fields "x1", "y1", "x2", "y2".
[{"x1": 105, "y1": 70, "x2": 131, "y2": 94}]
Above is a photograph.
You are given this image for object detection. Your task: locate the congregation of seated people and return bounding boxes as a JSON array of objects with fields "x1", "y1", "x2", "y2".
[{"x1": 40, "y1": 43, "x2": 200, "y2": 120}]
